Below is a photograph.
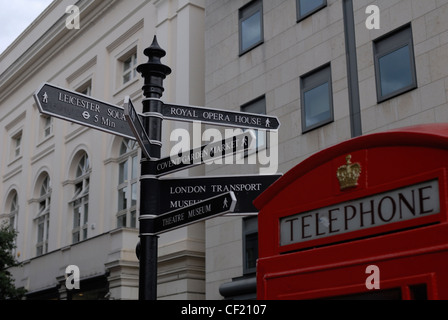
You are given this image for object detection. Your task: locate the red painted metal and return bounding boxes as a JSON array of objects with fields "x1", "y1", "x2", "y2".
[{"x1": 255, "y1": 124, "x2": 448, "y2": 300}]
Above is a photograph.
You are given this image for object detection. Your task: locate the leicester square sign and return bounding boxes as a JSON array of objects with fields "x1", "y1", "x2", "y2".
[
  {"x1": 280, "y1": 179, "x2": 440, "y2": 246},
  {"x1": 34, "y1": 83, "x2": 136, "y2": 140}
]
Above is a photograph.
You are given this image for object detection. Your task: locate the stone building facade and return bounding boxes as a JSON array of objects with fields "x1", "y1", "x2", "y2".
[{"x1": 1, "y1": 0, "x2": 206, "y2": 300}]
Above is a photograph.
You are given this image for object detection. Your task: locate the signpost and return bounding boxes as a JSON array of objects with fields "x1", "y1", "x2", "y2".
[
  {"x1": 145, "y1": 192, "x2": 237, "y2": 235},
  {"x1": 34, "y1": 36, "x2": 282, "y2": 300},
  {"x1": 34, "y1": 82, "x2": 136, "y2": 140},
  {"x1": 146, "y1": 130, "x2": 256, "y2": 177},
  {"x1": 124, "y1": 96, "x2": 154, "y2": 159}
]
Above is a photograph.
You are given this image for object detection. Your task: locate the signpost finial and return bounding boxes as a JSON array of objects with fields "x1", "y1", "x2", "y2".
[{"x1": 138, "y1": 36, "x2": 172, "y2": 98}]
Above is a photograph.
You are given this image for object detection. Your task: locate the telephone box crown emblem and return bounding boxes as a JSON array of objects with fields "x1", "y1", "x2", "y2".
[{"x1": 337, "y1": 155, "x2": 361, "y2": 190}]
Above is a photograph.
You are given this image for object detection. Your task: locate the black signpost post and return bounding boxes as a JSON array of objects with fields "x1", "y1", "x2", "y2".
[
  {"x1": 135, "y1": 37, "x2": 172, "y2": 301},
  {"x1": 34, "y1": 36, "x2": 282, "y2": 301}
]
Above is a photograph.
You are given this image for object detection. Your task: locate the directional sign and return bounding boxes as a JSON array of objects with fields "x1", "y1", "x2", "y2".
[
  {"x1": 148, "y1": 191, "x2": 237, "y2": 235},
  {"x1": 159, "y1": 174, "x2": 282, "y2": 214},
  {"x1": 147, "y1": 130, "x2": 256, "y2": 177},
  {"x1": 124, "y1": 96, "x2": 154, "y2": 159},
  {"x1": 162, "y1": 103, "x2": 280, "y2": 131},
  {"x1": 34, "y1": 82, "x2": 135, "y2": 140}
]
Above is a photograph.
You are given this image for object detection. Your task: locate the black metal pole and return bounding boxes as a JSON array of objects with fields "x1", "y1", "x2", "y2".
[{"x1": 136, "y1": 36, "x2": 171, "y2": 300}]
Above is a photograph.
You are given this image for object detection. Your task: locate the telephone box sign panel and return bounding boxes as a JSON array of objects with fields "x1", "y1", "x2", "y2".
[{"x1": 280, "y1": 179, "x2": 440, "y2": 246}]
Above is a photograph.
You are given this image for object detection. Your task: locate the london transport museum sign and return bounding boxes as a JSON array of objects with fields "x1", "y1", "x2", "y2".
[{"x1": 33, "y1": 82, "x2": 282, "y2": 234}]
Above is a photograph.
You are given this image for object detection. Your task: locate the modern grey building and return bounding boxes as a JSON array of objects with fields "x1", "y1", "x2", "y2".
[{"x1": 204, "y1": 0, "x2": 448, "y2": 299}]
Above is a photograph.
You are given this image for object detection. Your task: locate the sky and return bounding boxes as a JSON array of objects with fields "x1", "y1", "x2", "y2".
[{"x1": 0, "y1": 0, "x2": 54, "y2": 54}]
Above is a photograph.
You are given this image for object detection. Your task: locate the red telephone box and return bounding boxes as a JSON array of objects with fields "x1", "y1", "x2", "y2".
[{"x1": 255, "y1": 124, "x2": 448, "y2": 300}]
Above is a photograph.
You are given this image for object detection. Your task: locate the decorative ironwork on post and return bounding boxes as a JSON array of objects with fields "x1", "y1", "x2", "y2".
[{"x1": 138, "y1": 36, "x2": 172, "y2": 99}]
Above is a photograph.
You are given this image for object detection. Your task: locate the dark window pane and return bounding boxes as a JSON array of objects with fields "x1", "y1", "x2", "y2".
[
  {"x1": 379, "y1": 45, "x2": 413, "y2": 97},
  {"x1": 245, "y1": 233, "x2": 258, "y2": 270},
  {"x1": 299, "y1": 0, "x2": 325, "y2": 17},
  {"x1": 241, "y1": 11, "x2": 262, "y2": 52},
  {"x1": 304, "y1": 82, "x2": 331, "y2": 127},
  {"x1": 117, "y1": 214, "x2": 126, "y2": 228}
]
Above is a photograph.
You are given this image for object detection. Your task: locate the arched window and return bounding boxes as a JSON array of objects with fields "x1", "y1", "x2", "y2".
[
  {"x1": 6, "y1": 190, "x2": 19, "y2": 230},
  {"x1": 117, "y1": 139, "x2": 138, "y2": 228},
  {"x1": 36, "y1": 174, "x2": 51, "y2": 256},
  {"x1": 71, "y1": 153, "x2": 90, "y2": 243}
]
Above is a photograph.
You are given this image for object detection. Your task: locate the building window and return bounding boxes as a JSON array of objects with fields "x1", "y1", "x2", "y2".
[
  {"x1": 243, "y1": 216, "x2": 258, "y2": 275},
  {"x1": 36, "y1": 175, "x2": 51, "y2": 256},
  {"x1": 373, "y1": 24, "x2": 417, "y2": 102},
  {"x1": 241, "y1": 96, "x2": 267, "y2": 150},
  {"x1": 300, "y1": 64, "x2": 334, "y2": 133},
  {"x1": 77, "y1": 80, "x2": 92, "y2": 97},
  {"x1": 296, "y1": 0, "x2": 327, "y2": 22},
  {"x1": 41, "y1": 115, "x2": 53, "y2": 139},
  {"x1": 11, "y1": 131, "x2": 22, "y2": 159},
  {"x1": 71, "y1": 153, "x2": 90, "y2": 243},
  {"x1": 121, "y1": 52, "x2": 138, "y2": 85},
  {"x1": 239, "y1": 0, "x2": 263, "y2": 55},
  {"x1": 117, "y1": 139, "x2": 138, "y2": 228},
  {"x1": 7, "y1": 191, "x2": 19, "y2": 231}
]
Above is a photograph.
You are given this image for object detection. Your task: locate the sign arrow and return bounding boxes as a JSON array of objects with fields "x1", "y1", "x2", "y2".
[
  {"x1": 162, "y1": 103, "x2": 280, "y2": 131},
  {"x1": 124, "y1": 96, "x2": 157, "y2": 159},
  {"x1": 147, "y1": 130, "x2": 256, "y2": 177},
  {"x1": 146, "y1": 191, "x2": 237, "y2": 235},
  {"x1": 34, "y1": 82, "x2": 135, "y2": 140}
]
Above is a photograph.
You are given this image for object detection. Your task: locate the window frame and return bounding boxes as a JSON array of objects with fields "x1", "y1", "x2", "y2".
[
  {"x1": 116, "y1": 139, "x2": 139, "y2": 229},
  {"x1": 121, "y1": 51, "x2": 138, "y2": 86},
  {"x1": 243, "y1": 216, "x2": 258, "y2": 275},
  {"x1": 300, "y1": 63, "x2": 334, "y2": 133},
  {"x1": 70, "y1": 153, "x2": 91, "y2": 244},
  {"x1": 296, "y1": 0, "x2": 327, "y2": 22},
  {"x1": 36, "y1": 214, "x2": 50, "y2": 256},
  {"x1": 373, "y1": 24, "x2": 418, "y2": 103},
  {"x1": 76, "y1": 80, "x2": 92, "y2": 97},
  {"x1": 11, "y1": 131, "x2": 22, "y2": 160},
  {"x1": 35, "y1": 175, "x2": 51, "y2": 256},
  {"x1": 239, "y1": 0, "x2": 264, "y2": 56},
  {"x1": 7, "y1": 191, "x2": 19, "y2": 231},
  {"x1": 42, "y1": 115, "x2": 53, "y2": 139}
]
